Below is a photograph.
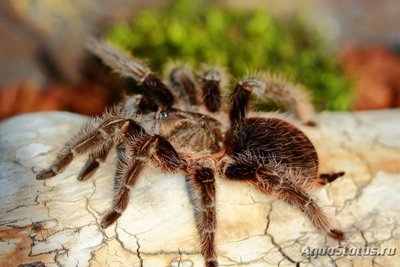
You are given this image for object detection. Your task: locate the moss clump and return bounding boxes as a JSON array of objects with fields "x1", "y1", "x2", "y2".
[{"x1": 106, "y1": 0, "x2": 351, "y2": 110}]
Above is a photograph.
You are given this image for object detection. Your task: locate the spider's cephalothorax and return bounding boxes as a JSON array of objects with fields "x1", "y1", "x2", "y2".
[{"x1": 34, "y1": 38, "x2": 345, "y2": 267}]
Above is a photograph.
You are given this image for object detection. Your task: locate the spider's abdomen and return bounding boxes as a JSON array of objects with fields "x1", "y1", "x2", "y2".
[{"x1": 225, "y1": 117, "x2": 318, "y2": 181}]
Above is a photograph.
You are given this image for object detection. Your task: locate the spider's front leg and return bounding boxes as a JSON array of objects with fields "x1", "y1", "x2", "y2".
[
  {"x1": 34, "y1": 112, "x2": 128, "y2": 180},
  {"x1": 87, "y1": 38, "x2": 175, "y2": 108},
  {"x1": 199, "y1": 67, "x2": 224, "y2": 113},
  {"x1": 229, "y1": 76, "x2": 316, "y2": 126},
  {"x1": 34, "y1": 94, "x2": 158, "y2": 181},
  {"x1": 77, "y1": 94, "x2": 159, "y2": 181},
  {"x1": 76, "y1": 140, "x2": 113, "y2": 181},
  {"x1": 168, "y1": 65, "x2": 199, "y2": 108},
  {"x1": 186, "y1": 163, "x2": 218, "y2": 267},
  {"x1": 101, "y1": 124, "x2": 183, "y2": 228},
  {"x1": 103, "y1": 125, "x2": 220, "y2": 266}
]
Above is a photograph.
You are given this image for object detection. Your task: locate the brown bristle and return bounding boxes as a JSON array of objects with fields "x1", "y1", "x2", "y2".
[
  {"x1": 170, "y1": 67, "x2": 199, "y2": 105},
  {"x1": 187, "y1": 166, "x2": 217, "y2": 267},
  {"x1": 200, "y1": 67, "x2": 225, "y2": 113},
  {"x1": 229, "y1": 82, "x2": 251, "y2": 124},
  {"x1": 141, "y1": 73, "x2": 175, "y2": 108}
]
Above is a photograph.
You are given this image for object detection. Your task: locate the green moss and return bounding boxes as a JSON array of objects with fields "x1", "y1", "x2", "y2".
[{"x1": 106, "y1": 0, "x2": 351, "y2": 110}]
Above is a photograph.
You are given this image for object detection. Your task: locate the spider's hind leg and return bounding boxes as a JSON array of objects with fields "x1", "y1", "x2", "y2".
[
  {"x1": 254, "y1": 167, "x2": 344, "y2": 241},
  {"x1": 222, "y1": 117, "x2": 344, "y2": 241},
  {"x1": 223, "y1": 160, "x2": 344, "y2": 241}
]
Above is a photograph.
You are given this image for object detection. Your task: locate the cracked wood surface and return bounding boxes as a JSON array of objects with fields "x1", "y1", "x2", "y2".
[{"x1": 0, "y1": 110, "x2": 399, "y2": 267}]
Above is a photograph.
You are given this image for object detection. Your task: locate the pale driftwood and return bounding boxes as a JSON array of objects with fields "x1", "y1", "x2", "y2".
[{"x1": 0, "y1": 110, "x2": 399, "y2": 267}]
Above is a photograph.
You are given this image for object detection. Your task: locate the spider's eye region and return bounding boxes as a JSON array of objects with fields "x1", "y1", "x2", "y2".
[{"x1": 159, "y1": 111, "x2": 169, "y2": 118}]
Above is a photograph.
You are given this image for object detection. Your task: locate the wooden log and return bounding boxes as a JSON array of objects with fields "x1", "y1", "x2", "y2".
[{"x1": 0, "y1": 110, "x2": 399, "y2": 267}]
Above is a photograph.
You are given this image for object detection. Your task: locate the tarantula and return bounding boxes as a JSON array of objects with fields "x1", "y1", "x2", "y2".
[{"x1": 34, "y1": 38, "x2": 345, "y2": 267}]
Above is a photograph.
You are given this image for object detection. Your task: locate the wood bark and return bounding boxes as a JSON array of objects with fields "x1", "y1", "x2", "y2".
[{"x1": 0, "y1": 111, "x2": 399, "y2": 266}]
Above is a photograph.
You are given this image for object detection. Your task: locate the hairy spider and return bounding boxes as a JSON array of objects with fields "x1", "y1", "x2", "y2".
[{"x1": 34, "y1": 38, "x2": 345, "y2": 267}]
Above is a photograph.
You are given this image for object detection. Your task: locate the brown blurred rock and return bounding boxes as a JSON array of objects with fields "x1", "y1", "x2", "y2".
[
  {"x1": 0, "y1": 0, "x2": 165, "y2": 86},
  {"x1": 0, "y1": 0, "x2": 168, "y2": 121},
  {"x1": 0, "y1": 82, "x2": 112, "y2": 120},
  {"x1": 340, "y1": 44, "x2": 400, "y2": 110}
]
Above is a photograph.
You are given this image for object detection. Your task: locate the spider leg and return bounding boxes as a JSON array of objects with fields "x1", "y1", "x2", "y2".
[
  {"x1": 223, "y1": 161, "x2": 344, "y2": 241},
  {"x1": 118, "y1": 94, "x2": 158, "y2": 117},
  {"x1": 76, "y1": 94, "x2": 158, "y2": 181},
  {"x1": 229, "y1": 77, "x2": 315, "y2": 125},
  {"x1": 101, "y1": 131, "x2": 183, "y2": 228},
  {"x1": 168, "y1": 65, "x2": 199, "y2": 107},
  {"x1": 200, "y1": 67, "x2": 223, "y2": 113},
  {"x1": 255, "y1": 167, "x2": 344, "y2": 241},
  {"x1": 101, "y1": 149, "x2": 145, "y2": 228},
  {"x1": 86, "y1": 38, "x2": 175, "y2": 108},
  {"x1": 77, "y1": 140, "x2": 114, "y2": 181},
  {"x1": 186, "y1": 165, "x2": 218, "y2": 267},
  {"x1": 35, "y1": 111, "x2": 139, "y2": 180}
]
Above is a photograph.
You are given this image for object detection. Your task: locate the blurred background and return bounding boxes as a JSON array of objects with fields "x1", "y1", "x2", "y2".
[{"x1": 1, "y1": 0, "x2": 400, "y2": 120}]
